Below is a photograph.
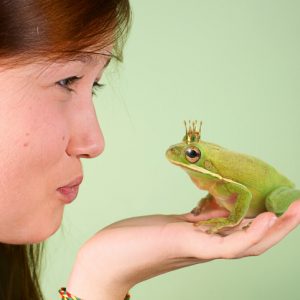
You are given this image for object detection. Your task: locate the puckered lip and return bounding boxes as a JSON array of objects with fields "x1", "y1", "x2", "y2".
[{"x1": 58, "y1": 176, "x2": 83, "y2": 189}]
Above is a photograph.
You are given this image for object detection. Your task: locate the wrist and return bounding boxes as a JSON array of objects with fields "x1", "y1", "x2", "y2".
[
  {"x1": 66, "y1": 247, "x2": 131, "y2": 300},
  {"x1": 59, "y1": 287, "x2": 130, "y2": 300}
]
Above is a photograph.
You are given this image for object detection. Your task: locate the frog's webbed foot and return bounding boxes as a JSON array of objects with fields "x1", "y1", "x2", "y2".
[
  {"x1": 191, "y1": 194, "x2": 220, "y2": 216},
  {"x1": 194, "y1": 217, "x2": 241, "y2": 234}
]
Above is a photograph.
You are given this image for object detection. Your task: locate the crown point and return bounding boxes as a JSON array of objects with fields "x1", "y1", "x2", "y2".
[{"x1": 182, "y1": 120, "x2": 202, "y2": 143}]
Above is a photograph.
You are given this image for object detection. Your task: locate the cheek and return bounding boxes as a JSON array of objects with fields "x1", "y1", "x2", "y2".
[
  {"x1": 0, "y1": 102, "x2": 67, "y2": 184},
  {"x1": 0, "y1": 98, "x2": 68, "y2": 242}
]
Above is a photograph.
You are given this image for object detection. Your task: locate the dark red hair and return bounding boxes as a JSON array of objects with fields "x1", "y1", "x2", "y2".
[{"x1": 0, "y1": 0, "x2": 131, "y2": 67}]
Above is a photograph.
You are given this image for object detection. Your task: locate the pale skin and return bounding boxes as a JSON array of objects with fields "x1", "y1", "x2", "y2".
[
  {"x1": 0, "y1": 48, "x2": 300, "y2": 300},
  {"x1": 0, "y1": 50, "x2": 108, "y2": 244}
]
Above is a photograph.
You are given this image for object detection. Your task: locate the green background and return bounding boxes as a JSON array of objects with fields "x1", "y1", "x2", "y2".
[{"x1": 41, "y1": 1, "x2": 300, "y2": 299}]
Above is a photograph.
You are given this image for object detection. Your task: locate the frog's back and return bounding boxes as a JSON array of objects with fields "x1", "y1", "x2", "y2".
[
  {"x1": 200, "y1": 141, "x2": 294, "y2": 216},
  {"x1": 201, "y1": 141, "x2": 294, "y2": 195}
]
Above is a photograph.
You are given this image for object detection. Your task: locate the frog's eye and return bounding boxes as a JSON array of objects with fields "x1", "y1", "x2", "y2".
[{"x1": 185, "y1": 146, "x2": 201, "y2": 163}]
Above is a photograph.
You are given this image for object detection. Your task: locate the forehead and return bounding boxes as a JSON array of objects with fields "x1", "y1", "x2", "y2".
[
  {"x1": 61, "y1": 44, "x2": 114, "y2": 65},
  {"x1": 28, "y1": 52, "x2": 112, "y2": 79},
  {"x1": 41, "y1": 44, "x2": 114, "y2": 69},
  {"x1": 68, "y1": 49, "x2": 112, "y2": 62},
  {"x1": 54, "y1": 51, "x2": 112, "y2": 67}
]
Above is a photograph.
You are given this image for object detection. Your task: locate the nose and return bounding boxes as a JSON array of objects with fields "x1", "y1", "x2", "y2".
[
  {"x1": 66, "y1": 101, "x2": 105, "y2": 159},
  {"x1": 165, "y1": 146, "x2": 180, "y2": 158}
]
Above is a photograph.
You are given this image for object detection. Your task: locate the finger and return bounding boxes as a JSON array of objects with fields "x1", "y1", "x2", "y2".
[
  {"x1": 178, "y1": 211, "x2": 276, "y2": 260},
  {"x1": 207, "y1": 212, "x2": 277, "y2": 259},
  {"x1": 243, "y1": 199, "x2": 300, "y2": 256},
  {"x1": 181, "y1": 209, "x2": 230, "y2": 223}
]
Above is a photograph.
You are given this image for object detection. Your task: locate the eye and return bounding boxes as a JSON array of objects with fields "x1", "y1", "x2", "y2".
[
  {"x1": 92, "y1": 82, "x2": 105, "y2": 96},
  {"x1": 185, "y1": 146, "x2": 201, "y2": 163},
  {"x1": 56, "y1": 76, "x2": 105, "y2": 95},
  {"x1": 57, "y1": 76, "x2": 82, "y2": 92}
]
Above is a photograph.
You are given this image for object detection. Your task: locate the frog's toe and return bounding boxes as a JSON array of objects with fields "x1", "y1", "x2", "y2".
[
  {"x1": 196, "y1": 223, "x2": 224, "y2": 234},
  {"x1": 194, "y1": 218, "x2": 224, "y2": 233},
  {"x1": 191, "y1": 206, "x2": 201, "y2": 216},
  {"x1": 194, "y1": 217, "x2": 240, "y2": 234},
  {"x1": 241, "y1": 220, "x2": 252, "y2": 230},
  {"x1": 194, "y1": 217, "x2": 227, "y2": 227}
]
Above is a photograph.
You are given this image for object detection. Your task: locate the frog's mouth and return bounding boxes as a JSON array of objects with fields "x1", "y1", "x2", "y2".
[
  {"x1": 168, "y1": 158, "x2": 223, "y2": 179},
  {"x1": 168, "y1": 159, "x2": 236, "y2": 185}
]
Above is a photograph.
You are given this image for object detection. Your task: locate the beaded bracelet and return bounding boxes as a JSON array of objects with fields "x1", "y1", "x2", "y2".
[
  {"x1": 59, "y1": 287, "x2": 131, "y2": 299},
  {"x1": 59, "y1": 288, "x2": 80, "y2": 300}
]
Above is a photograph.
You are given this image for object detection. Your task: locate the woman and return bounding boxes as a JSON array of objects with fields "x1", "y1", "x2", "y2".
[{"x1": 0, "y1": 1, "x2": 300, "y2": 299}]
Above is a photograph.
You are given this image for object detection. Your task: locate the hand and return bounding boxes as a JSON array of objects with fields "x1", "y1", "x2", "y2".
[{"x1": 66, "y1": 200, "x2": 300, "y2": 300}]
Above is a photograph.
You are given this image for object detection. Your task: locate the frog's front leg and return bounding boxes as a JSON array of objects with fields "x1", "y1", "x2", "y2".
[
  {"x1": 266, "y1": 186, "x2": 300, "y2": 216},
  {"x1": 194, "y1": 181, "x2": 252, "y2": 233},
  {"x1": 191, "y1": 193, "x2": 220, "y2": 215}
]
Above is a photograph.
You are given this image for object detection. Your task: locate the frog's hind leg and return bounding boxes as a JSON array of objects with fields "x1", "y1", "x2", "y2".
[
  {"x1": 266, "y1": 187, "x2": 300, "y2": 216},
  {"x1": 191, "y1": 193, "x2": 220, "y2": 215}
]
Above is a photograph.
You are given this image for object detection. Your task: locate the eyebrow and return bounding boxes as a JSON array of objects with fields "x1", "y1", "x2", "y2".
[
  {"x1": 73, "y1": 54, "x2": 112, "y2": 68},
  {"x1": 35, "y1": 53, "x2": 113, "y2": 79}
]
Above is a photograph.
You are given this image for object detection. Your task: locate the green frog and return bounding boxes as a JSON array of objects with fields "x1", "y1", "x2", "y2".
[{"x1": 165, "y1": 121, "x2": 300, "y2": 233}]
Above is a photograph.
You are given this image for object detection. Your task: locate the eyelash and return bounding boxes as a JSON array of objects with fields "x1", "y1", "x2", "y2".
[
  {"x1": 57, "y1": 76, "x2": 105, "y2": 96},
  {"x1": 92, "y1": 82, "x2": 105, "y2": 96}
]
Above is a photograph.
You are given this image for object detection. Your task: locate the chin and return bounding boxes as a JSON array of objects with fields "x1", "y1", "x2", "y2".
[
  {"x1": 3, "y1": 211, "x2": 64, "y2": 245},
  {"x1": 30, "y1": 213, "x2": 64, "y2": 243},
  {"x1": 4, "y1": 224, "x2": 61, "y2": 245},
  {"x1": 0, "y1": 203, "x2": 65, "y2": 245},
  {"x1": 29, "y1": 223, "x2": 62, "y2": 244}
]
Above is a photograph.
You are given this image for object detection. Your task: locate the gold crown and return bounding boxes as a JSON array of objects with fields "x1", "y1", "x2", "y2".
[{"x1": 183, "y1": 120, "x2": 202, "y2": 143}]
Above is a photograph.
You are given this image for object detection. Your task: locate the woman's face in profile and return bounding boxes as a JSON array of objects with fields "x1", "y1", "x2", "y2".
[{"x1": 0, "y1": 51, "x2": 111, "y2": 244}]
